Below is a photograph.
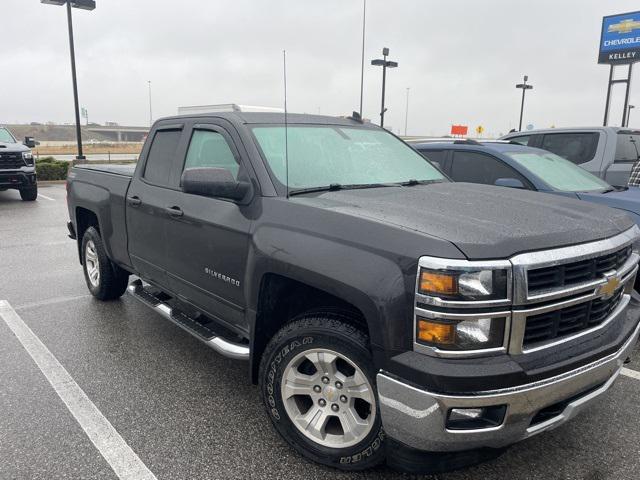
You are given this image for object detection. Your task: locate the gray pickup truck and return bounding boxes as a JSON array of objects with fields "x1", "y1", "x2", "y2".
[
  {"x1": 66, "y1": 112, "x2": 640, "y2": 473},
  {"x1": 0, "y1": 126, "x2": 38, "y2": 201}
]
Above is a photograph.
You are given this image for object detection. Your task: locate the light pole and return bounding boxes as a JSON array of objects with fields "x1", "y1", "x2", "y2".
[
  {"x1": 359, "y1": 0, "x2": 366, "y2": 118},
  {"x1": 371, "y1": 48, "x2": 398, "y2": 128},
  {"x1": 628, "y1": 105, "x2": 635, "y2": 127},
  {"x1": 515, "y1": 75, "x2": 533, "y2": 132},
  {"x1": 41, "y1": 0, "x2": 95, "y2": 162},
  {"x1": 148, "y1": 80, "x2": 153, "y2": 127},
  {"x1": 404, "y1": 87, "x2": 410, "y2": 136}
]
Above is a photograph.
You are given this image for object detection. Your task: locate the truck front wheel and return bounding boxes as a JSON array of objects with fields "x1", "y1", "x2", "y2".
[
  {"x1": 19, "y1": 185, "x2": 38, "y2": 201},
  {"x1": 259, "y1": 313, "x2": 385, "y2": 470},
  {"x1": 81, "y1": 227, "x2": 129, "y2": 300}
]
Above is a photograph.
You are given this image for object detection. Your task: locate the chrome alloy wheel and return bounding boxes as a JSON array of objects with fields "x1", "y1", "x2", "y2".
[
  {"x1": 281, "y1": 348, "x2": 376, "y2": 448},
  {"x1": 85, "y1": 240, "x2": 100, "y2": 287}
]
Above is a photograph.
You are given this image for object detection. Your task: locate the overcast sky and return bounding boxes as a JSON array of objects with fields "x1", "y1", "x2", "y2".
[{"x1": 1, "y1": 0, "x2": 638, "y2": 136}]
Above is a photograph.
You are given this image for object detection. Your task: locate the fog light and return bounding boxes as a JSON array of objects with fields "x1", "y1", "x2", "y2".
[{"x1": 446, "y1": 405, "x2": 507, "y2": 430}]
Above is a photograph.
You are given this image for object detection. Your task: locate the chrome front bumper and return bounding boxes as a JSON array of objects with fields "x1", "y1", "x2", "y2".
[{"x1": 378, "y1": 317, "x2": 640, "y2": 452}]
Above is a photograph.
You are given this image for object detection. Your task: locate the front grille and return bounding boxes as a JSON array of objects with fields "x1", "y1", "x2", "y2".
[
  {"x1": 0, "y1": 152, "x2": 25, "y2": 169},
  {"x1": 527, "y1": 245, "x2": 632, "y2": 293},
  {"x1": 523, "y1": 288, "x2": 624, "y2": 346}
]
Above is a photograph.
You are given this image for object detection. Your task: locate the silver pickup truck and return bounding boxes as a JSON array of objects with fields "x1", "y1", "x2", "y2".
[{"x1": 501, "y1": 127, "x2": 640, "y2": 187}]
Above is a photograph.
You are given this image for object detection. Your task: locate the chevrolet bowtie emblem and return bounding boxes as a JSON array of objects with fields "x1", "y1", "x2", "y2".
[
  {"x1": 608, "y1": 19, "x2": 640, "y2": 35},
  {"x1": 600, "y1": 277, "x2": 621, "y2": 297}
]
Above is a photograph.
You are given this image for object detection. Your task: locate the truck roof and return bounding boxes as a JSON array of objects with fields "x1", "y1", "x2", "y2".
[
  {"x1": 503, "y1": 126, "x2": 640, "y2": 136},
  {"x1": 157, "y1": 112, "x2": 372, "y2": 128}
]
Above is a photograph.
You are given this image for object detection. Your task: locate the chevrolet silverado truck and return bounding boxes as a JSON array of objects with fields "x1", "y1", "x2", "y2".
[
  {"x1": 66, "y1": 112, "x2": 640, "y2": 472},
  {"x1": 0, "y1": 126, "x2": 37, "y2": 201}
]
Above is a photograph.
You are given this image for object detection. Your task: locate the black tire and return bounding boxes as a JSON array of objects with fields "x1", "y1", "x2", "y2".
[
  {"x1": 81, "y1": 226, "x2": 129, "y2": 300},
  {"x1": 259, "y1": 312, "x2": 385, "y2": 471},
  {"x1": 19, "y1": 185, "x2": 38, "y2": 201}
]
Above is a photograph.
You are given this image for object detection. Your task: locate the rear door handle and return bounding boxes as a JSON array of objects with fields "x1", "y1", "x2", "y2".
[
  {"x1": 165, "y1": 206, "x2": 184, "y2": 218},
  {"x1": 127, "y1": 195, "x2": 141, "y2": 207}
]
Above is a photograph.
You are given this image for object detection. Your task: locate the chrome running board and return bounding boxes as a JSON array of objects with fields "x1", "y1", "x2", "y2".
[{"x1": 127, "y1": 279, "x2": 250, "y2": 360}]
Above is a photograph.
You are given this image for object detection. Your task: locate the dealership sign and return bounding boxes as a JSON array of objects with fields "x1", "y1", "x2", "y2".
[{"x1": 598, "y1": 11, "x2": 640, "y2": 64}]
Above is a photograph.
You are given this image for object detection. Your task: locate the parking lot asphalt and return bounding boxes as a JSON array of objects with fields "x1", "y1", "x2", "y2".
[{"x1": 1, "y1": 184, "x2": 640, "y2": 480}]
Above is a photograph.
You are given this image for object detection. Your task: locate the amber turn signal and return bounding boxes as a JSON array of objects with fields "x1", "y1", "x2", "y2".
[
  {"x1": 419, "y1": 270, "x2": 457, "y2": 296},
  {"x1": 417, "y1": 319, "x2": 455, "y2": 345}
]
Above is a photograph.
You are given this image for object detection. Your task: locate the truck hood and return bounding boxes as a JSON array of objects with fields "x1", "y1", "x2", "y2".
[
  {"x1": 0, "y1": 142, "x2": 29, "y2": 152},
  {"x1": 577, "y1": 187, "x2": 640, "y2": 219},
  {"x1": 292, "y1": 182, "x2": 635, "y2": 259}
]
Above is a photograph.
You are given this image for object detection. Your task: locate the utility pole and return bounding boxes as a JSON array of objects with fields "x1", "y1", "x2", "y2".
[
  {"x1": 515, "y1": 75, "x2": 533, "y2": 132},
  {"x1": 371, "y1": 48, "x2": 398, "y2": 128},
  {"x1": 628, "y1": 105, "x2": 635, "y2": 127}
]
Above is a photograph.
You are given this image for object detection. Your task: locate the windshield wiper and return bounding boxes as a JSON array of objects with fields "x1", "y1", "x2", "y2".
[
  {"x1": 288, "y1": 182, "x2": 402, "y2": 196},
  {"x1": 400, "y1": 179, "x2": 444, "y2": 186},
  {"x1": 289, "y1": 184, "x2": 343, "y2": 196}
]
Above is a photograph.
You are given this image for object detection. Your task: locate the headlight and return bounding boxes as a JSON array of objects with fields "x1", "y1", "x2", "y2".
[
  {"x1": 22, "y1": 152, "x2": 34, "y2": 165},
  {"x1": 416, "y1": 316, "x2": 506, "y2": 351},
  {"x1": 419, "y1": 268, "x2": 508, "y2": 300}
]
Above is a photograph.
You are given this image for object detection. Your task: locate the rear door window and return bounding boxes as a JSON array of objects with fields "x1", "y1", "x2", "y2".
[
  {"x1": 615, "y1": 133, "x2": 640, "y2": 164},
  {"x1": 418, "y1": 149, "x2": 447, "y2": 171},
  {"x1": 450, "y1": 151, "x2": 529, "y2": 186},
  {"x1": 540, "y1": 132, "x2": 599, "y2": 165},
  {"x1": 143, "y1": 129, "x2": 183, "y2": 187},
  {"x1": 184, "y1": 129, "x2": 240, "y2": 179}
]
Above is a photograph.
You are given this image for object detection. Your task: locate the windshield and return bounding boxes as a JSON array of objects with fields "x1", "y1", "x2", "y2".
[
  {"x1": 506, "y1": 150, "x2": 611, "y2": 192},
  {"x1": 0, "y1": 127, "x2": 16, "y2": 143},
  {"x1": 252, "y1": 125, "x2": 446, "y2": 190}
]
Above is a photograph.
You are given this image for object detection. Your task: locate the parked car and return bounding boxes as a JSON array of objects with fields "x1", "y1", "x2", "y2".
[
  {"x1": 412, "y1": 140, "x2": 640, "y2": 226},
  {"x1": 0, "y1": 126, "x2": 38, "y2": 201},
  {"x1": 500, "y1": 127, "x2": 640, "y2": 187},
  {"x1": 66, "y1": 112, "x2": 640, "y2": 472}
]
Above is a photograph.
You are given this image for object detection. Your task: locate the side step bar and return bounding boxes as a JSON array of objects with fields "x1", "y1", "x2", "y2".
[{"x1": 127, "y1": 279, "x2": 250, "y2": 360}]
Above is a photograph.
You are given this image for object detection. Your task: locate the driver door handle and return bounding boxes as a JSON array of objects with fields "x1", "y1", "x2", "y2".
[
  {"x1": 165, "y1": 206, "x2": 184, "y2": 218},
  {"x1": 127, "y1": 195, "x2": 141, "y2": 207}
]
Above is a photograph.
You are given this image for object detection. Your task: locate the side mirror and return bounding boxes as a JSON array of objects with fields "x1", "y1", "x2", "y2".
[
  {"x1": 494, "y1": 177, "x2": 526, "y2": 189},
  {"x1": 24, "y1": 136, "x2": 37, "y2": 149},
  {"x1": 181, "y1": 167, "x2": 251, "y2": 201}
]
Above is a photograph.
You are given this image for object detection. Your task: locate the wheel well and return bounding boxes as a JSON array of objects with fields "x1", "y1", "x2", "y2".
[
  {"x1": 75, "y1": 207, "x2": 99, "y2": 264},
  {"x1": 251, "y1": 273, "x2": 369, "y2": 383}
]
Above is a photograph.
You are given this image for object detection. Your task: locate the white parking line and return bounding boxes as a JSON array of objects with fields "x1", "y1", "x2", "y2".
[
  {"x1": 622, "y1": 367, "x2": 640, "y2": 381},
  {"x1": 38, "y1": 193, "x2": 55, "y2": 201},
  {"x1": 15, "y1": 294, "x2": 91, "y2": 311},
  {"x1": 0, "y1": 300, "x2": 157, "y2": 480}
]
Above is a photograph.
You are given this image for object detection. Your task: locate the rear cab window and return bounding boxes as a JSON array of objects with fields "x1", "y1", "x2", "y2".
[
  {"x1": 143, "y1": 128, "x2": 183, "y2": 187},
  {"x1": 539, "y1": 132, "x2": 599, "y2": 165},
  {"x1": 507, "y1": 135, "x2": 531, "y2": 146},
  {"x1": 615, "y1": 132, "x2": 640, "y2": 164}
]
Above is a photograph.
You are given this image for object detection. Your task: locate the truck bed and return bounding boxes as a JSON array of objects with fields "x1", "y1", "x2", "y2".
[{"x1": 68, "y1": 163, "x2": 134, "y2": 270}]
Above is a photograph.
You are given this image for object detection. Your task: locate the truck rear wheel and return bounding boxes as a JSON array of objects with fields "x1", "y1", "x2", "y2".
[
  {"x1": 259, "y1": 313, "x2": 385, "y2": 470},
  {"x1": 81, "y1": 227, "x2": 129, "y2": 300},
  {"x1": 19, "y1": 185, "x2": 38, "y2": 201}
]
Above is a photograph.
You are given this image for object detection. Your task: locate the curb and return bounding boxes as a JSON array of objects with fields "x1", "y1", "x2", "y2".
[{"x1": 39, "y1": 180, "x2": 67, "y2": 185}]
